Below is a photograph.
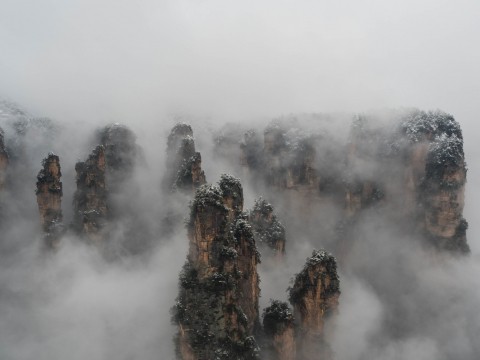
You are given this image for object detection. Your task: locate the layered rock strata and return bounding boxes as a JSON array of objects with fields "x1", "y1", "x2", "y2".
[
  {"x1": 173, "y1": 175, "x2": 260, "y2": 360},
  {"x1": 36, "y1": 153, "x2": 63, "y2": 247}
]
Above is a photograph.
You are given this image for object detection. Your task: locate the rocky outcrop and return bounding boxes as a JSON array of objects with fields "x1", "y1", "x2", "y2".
[
  {"x1": 422, "y1": 135, "x2": 468, "y2": 252},
  {"x1": 73, "y1": 146, "x2": 108, "y2": 243},
  {"x1": 264, "y1": 123, "x2": 318, "y2": 192},
  {"x1": 399, "y1": 111, "x2": 469, "y2": 253},
  {"x1": 344, "y1": 116, "x2": 385, "y2": 217},
  {"x1": 289, "y1": 250, "x2": 340, "y2": 360},
  {"x1": 340, "y1": 110, "x2": 469, "y2": 254},
  {"x1": 0, "y1": 128, "x2": 8, "y2": 192},
  {"x1": 173, "y1": 175, "x2": 260, "y2": 360},
  {"x1": 240, "y1": 130, "x2": 263, "y2": 173},
  {"x1": 262, "y1": 300, "x2": 296, "y2": 360},
  {"x1": 164, "y1": 123, "x2": 206, "y2": 193},
  {"x1": 73, "y1": 124, "x2": 143, "y2": 250},
  {"x1": 99, "y1": 123, "x2": 139, "y2": 192},
  {"x1": 249, "y1": 198, "x2": 286, "y2": 257},
  {"x1": 36, "y1": 153, "x2": 63, "y2": 248}
]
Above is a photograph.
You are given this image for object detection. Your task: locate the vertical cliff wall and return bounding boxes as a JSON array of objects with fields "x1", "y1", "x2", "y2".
[
  {"x1": 249, "y1": 198, "x2": 286, "y2": 258},
  {"x1": 399, "y1": 111, "x2": 469, "y2": 253},
  {"x1": 339, "y1": 110, "x2": 469, "y2": 255},
  {"x1": 73, "y1": 146, "x2": 108, "y2": 243},
  {"x1": 36, "y1": 153, "x2": 63, "y2": 248},
  {"x1": 164, "y1": 123, "x2": 206, "y2": 193},
  {"x1": 173, "y1": 175, "x2": 260, "y2": 360},
  {"x1": 263, "y1": 123, "x2": 318, "y2": 192},
  {"x1": 422, "y1": 134, "x2": 468, "y2": 252},
  {"x1": 99, "y1": 123, "x2": 139, "y2": 193},
  {"x1": 289, "y1": 250, "x2": 340, "y2": 360},
  {"x1": 73, "y1": 124, "x2": 144, "y2": 253},
  {"x1": 262, "y1": 300, "x2": 296, "y2": 360}
]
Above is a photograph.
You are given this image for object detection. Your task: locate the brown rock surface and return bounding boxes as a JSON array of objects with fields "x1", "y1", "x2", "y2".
[
  {"x1": 249, "y1": 198, "x2": 286, "y2": 258},
  {"x1": 73, "y1": 146, "x2": 108, "y2": 243},
  {"x1": 173, "y1": 175, "x2": 260, "y2": 360},
  {"x1": 164, "y1": 123, "x2": 206, "y2": 192},
  {"x1": 36, "y1": 153, "x2": 63, "y2": 248},
  {"x1": 263, "y1": 123, "x2": 318, "y2": 192},
  {"x1": 262, "y1": 300, "x2": 296, "y2": 360},
  {"x1": 289, "y1": 250, "x2": 340, "y2": 360}
]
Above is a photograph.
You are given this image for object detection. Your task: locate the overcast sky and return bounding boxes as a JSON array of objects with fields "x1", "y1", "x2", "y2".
[{"x1": 1, "y1": 0, "x2": 479, "y2": 248}]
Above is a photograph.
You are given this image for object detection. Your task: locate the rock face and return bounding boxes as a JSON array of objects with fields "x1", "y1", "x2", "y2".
[
  {"x1": 344, "y1": 116, "x2": 385, "y2": 217},
  {"x1": 73, "y1": 146, "x2": 107, "y2": 243},
  {"x1": 173, "y1": 175, "x2": 260, "y2": 360},
  {"x1": 164, "y1": 123, "x2": 206, "y2": 192},
  {"x1": 339, "y1": 110, "x2": 469, "y2": 254},
  {"x1": 239, "y1": 130, "x2": 264, "y2": 173},
  {"x1": 262, "y1": 300, "x2": 296, "y2": 360},
  {"x1": 0, "y1": 128, "x2": 8, "y2": 191},
  {"x1": 289, "y1": 250, "x2": 340, "y2": 360},
  {"x1": 99, "y1": 123, "x2": 139, "y2": 192},
  {"x1": 422, "y1": 134, "x2": 468, "y2": 252},
  {"x1": 249, "y1": 198, "x2": 286, "y2": 257},
  {"x1": 264, "y1": 123, "x2": 318, "y2": 192},
  {"x1": 73, "y1": 124, "x2": 143, "y2": 250},
  {"x1": 398, "y1": 111, "x2": 469, "y2": 253},
  {"x1": 36, "y1": 154, "x2": 63, "y2": 248}
]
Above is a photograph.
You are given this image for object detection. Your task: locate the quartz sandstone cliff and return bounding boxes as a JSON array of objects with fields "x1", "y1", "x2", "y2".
[
  {"x1": 173, "y1": 175, "x2": 260, "y2": 360},
  {"x1": 262, "y1": 300, "x2": 296, "y2": 360},
  {"x1": 164, "y1": 123, "x2": 206, "y2": 193},
  {"x1": 36, "y1": 153, "x2": 63, "y2": 248},
  {"x1": 263, "y1": 123, "x2": 318, "y2": 192},
  {"x1": 249, "y1": 198, "x2": 286, "y2": 258},
  {"x1": 73, "y1": 145, "x2": 107, "y2": 243},
  {"x1": 340, "y1": 110, "x2": 469, "y2": 254},
  {"x1": 261, "y1": 250, "x2": 340, "y2": 360},
  {"x1": 73, "y1": 124, "x2": 142, "y2": 249},
  {"x1": 289, "y1": 250, "x2": 340, "y2": 360}
]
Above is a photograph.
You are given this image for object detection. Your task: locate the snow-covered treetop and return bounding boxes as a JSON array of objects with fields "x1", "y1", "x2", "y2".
[
  {"x1": 305, "y1": 249, "x2": 337, "y2": 267},
  {"x1": 219, "y1": 174, "x2": 243, "y2": 199},
  {"x1": 251, "y1": 197, "x2": 273, "y2": 215},
  {"x1": 191, "y1": 184, "x2": 225, "y2": 212},
  {"x1": 429, "y1": 134, "x2": 463, "y2": 165},
  {"x1": 400, "y1": 109, "x2": 462, "y2": 142}
]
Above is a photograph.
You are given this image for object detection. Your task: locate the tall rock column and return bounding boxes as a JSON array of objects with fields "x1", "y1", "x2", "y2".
[
  {"x1": 289, "y1": 250, "x2": 340, "y2": 360},
  {"x1": 399, "y1": 110, "x2": 469, "y2": 253},
  {"x1": 263, "y1": 123, "x2": 318, "y2": 192},
  {"x1": 173, "y1": 175, "x2": 260, "y2": 360},
  {"x1": 249, "y1": 197, "x2": 286, "y2": 258},
  {"x1": 73, "y1": 146, "x2": 108, "y2": 243},
  {"x1": 164, "y1": 123, "x2": 206, "y2": 193},
  {"x1": 422, "y1": 135, "x2": 468, "y2": 253},
  {"x1": 262, "y1": 300, "x2": 296, "y2": 360},
  {"x1": 36, "y1": 153, "x2": 63, "y2": 248}
]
